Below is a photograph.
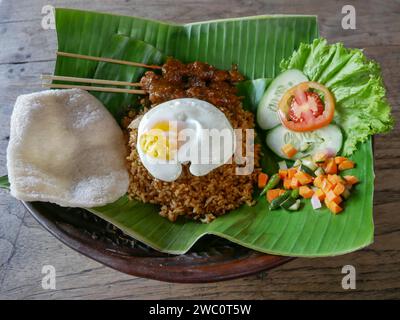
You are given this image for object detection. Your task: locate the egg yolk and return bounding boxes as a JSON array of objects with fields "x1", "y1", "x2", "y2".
[{"x1": 139, "y1": 121, "x2": 178, "y2": 160}]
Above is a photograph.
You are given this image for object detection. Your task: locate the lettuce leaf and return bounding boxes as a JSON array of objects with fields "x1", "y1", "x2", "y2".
[{"x1": 280, "y1": 38, "x2": 394, "y2": 156}]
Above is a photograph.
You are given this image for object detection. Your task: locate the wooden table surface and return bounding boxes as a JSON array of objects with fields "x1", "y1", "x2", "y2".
[{"x1": 0, "y1": 0, "x2": 399, "y2": 300}]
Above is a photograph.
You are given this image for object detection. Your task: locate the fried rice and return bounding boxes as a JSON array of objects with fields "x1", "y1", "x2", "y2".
[{"x1": 123, "y1": 58, "x2": 261, "y2": 222}]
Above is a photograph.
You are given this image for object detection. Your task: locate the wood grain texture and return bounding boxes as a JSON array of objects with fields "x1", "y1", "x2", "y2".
[{"x1": 0, "y1": 0, "x2": 399, "y2": 299}]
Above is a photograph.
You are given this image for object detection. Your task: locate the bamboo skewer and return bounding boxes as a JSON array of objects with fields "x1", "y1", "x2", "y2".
[
  {"x1": 57, "y1": 51, "x2": 162, "y2": 70},
  {"x1": 41, "y1": 74, "x2": 142, "y2": 87},
  {"x1": 42, "y1": 83, "x2": 146, "y2": 94}
]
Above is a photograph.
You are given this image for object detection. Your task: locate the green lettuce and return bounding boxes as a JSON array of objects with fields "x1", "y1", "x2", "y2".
[{"x1": 280, "y1": 38, "x2": 394, "y2": 156}]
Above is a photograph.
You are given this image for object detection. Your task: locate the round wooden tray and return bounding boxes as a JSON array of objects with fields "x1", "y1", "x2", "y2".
[{"x1": 23, "y1": 201, "x2": 293, "y2": 283}]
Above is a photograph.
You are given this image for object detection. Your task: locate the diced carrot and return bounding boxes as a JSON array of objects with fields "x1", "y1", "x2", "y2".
[
  {"x1": 258, "y1": 173, "x2": 269, "y2": 189},
  {"x1": 324, "y1": 158, "x2": 337, "y2": 174},
  {"x1": 326, "y1": 190, "x2": 342, "y2": 204},
  {"x1": 338, "y1": 160, "x2": 355, "y2": 171},
  {"x1": 325, "y1": 199, "x2": 343, "y2": 214},
  {"x1": 333, "y1": 182, "x2": 346, "y2": 196},
  {"x1": 294, "y1": 171, "x2": 313, "y2": 185},
  {"x1": 334, "y1": 196, "x2": 343, "y2": 204},
  {"x1": 315, "y1": 188, "x2": 326, "y2": 201},
  {"x1": 342, "y1": 188, "x2": 351, "y2": 199},
  {"x1": 327, "y1": 174, "x2": 337, "y2": 186},
  {"x1": 313, "y1": 175, "x2": 325, "y2": 188},
  {"x1": 279, "y1": 189, "x2": 286, "y2": 196},
  {"x1": 334, "y1": 156, "x2": 347, "y2": 164},
  {"x1": 327, "y1": 174, "x2": 345, "y2": 186},
  {"x1": 343, "y1": 175, "x2": 359, "y2": 185},
  {"x1": 326, "y1": 190, "x2": 337, "y2": 202},
  {"x1": 322, "y1": 179, "x2": 333, "y2": 194},
  {"x1": 299, "y1": 186, "x2": 314, "y2": 198},
  {"x1": 278, "y1": 169, "x2": 288, "y2": 179},
  {"x1": 283, "y1": 178, "x2": 292, "y2": 190},
  {"x1": 281, "y1": 143, "x2": 298, "y2": 159},
  {"x1": 287, "y1": 168, "x2": 297, "y2": 179},
  {"x1": 267, "y1": 189, "x2": 282, "y2": 203},
  {"x1": 291, "y1": 177, "x2": 300, "y2": 189}
]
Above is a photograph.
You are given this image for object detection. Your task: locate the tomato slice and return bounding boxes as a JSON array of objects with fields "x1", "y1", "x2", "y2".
[{"x1": 278, "y1": 81, "x2": 335, "y2": 132}]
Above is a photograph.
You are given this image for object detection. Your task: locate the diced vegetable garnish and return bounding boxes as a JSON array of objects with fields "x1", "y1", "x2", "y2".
[
  {"x1": 301, "y1": 156, "x2": 318, "y2": 171},
  {"x1": 338, "y1": 160, "x2": 355, "y2": 171},
  {"x1": 313, "y1": 151, "x2": 328, "y2": 163},
  {"x1": 269, "y1": 190, "x2": 292, "y2": 210},
  {"x1": 343, "y1": 175, "x2": 359, "y2": 185},
  {"x1": 327, "y1": 174, "x2": 344, "y2": 185},
  {"x1": 314, "y1": 167, "x2": 325, "y2": 177},
  {"x1": 283, "y1": 178, "x2": 291, "y2": 190},
  {"x1": 291, "y1": 188, "x2": 300, "y2": 199},
  {"x1": 326, "y1": 190, "x2": 342, "y2": 204},
  {"x1": 293, "y1": 159, "x2": 302, "y2": 167},
  {"x1": 313, "y1": 175, "x2": 325, "y2": 188},
  {"x1": 281, "y1": 143, "x2": 298, "y2": 159},
  {"x1": 321, "y1": 179, "x2": 333, "y2": 194},
  {"x1": 278, "y1": 169, "x2": 288, "y2": 179},
  {"x1": 265, "y1": 154, "x2": 359, "y2": 215},
  {"x1": 278, "y1": 160, "x2": 288, "y2": 170},
  {"x1": 280, "y1": 197, "x2": 297, "y2": 210},
  {"x1": 324, "y1": 158, "x2": 337, "y2": 174},
  {"x1": 333, "y1": 183, "x2": 345, "y2": 196},
  {"x1": 260, "y1": 173, "x2": 281, "y2": 196},
  {"x1": 288, "y1": 168, "x2": 297, "y2": 179},
  {"x1": 267, "y1": 189, "x2": 285, "y2": 203},
  {"x1": 314, "y1": 188, "x2": 325, "y2": 201},
  {"x1": 299, "y1": 164, "x2": 316, "y2": 177},
  {"x1": 325, "y1": 199, "x2": 343, "y2": 214},
  {"x1": 258, "y1": 173, "x2": 269, "y2": 189},
  {"x1": 334, "y1": 156, "x2": 347, "y2": 164},
  {"x1": 294, "y1": 171, "x2": 313, "y2": 185},
  {"x1": 342, "y1": 188, "x2": 351, "y2": 199},
  {"x1": 311, "y1": 195, "x2": 322, "y2": 209},
  {"x1": 288, "y1": 199, "x2": 301, "y2": 211},
  {"x1": 299, "y1": 186, "x2": 314, "y2": 198},
  {"x1": 290, "y1": 177, "x2": 300, "y2": 189}
]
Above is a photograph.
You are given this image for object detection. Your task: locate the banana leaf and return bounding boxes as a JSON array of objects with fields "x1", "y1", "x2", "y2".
[
  {"x1": 0, "y1": 175, "x2": 10, "y2": 190},
  {"x1": 49, "y1": 9, "x2": 374, "y2": 256}
]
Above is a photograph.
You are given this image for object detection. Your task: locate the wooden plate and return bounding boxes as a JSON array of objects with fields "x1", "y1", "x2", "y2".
[{"x1": 23, "y1": 201, "x2": 293, "y2": 283}]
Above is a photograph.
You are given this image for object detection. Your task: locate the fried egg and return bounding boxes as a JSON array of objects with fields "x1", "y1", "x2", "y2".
[{"x1": 136, "y1": 98, "x2": 235, "y2": 182}]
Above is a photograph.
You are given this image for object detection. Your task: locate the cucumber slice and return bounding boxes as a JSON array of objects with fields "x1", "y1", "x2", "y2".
[
  {"x1": 280, "y1": 197, "x2": 297, "y2": 210},
  {"x1": 301, "y1": 157, "x2": 318, "y2": 171},
  {"x1": 315, "y1": 167, "x2": 326, "y2": 177},
  {"x1": 257, "y1": 69, "x2": 308, "y2": 130},
  {"x1": 293, "y1": 159, "x2": 302, "y2": 167},
  {"x1": 288, "y1": 199, "x2": 301, "y2": 211},
  {"x1": 266, "y1": 124, "x2": 343, "y2": 160},
  {"x1": 299, "y1": 164, "x2": 316, "y2": 177},
  {"x1": 269, "y1": 190, "x2": 292, "y2": 210}
]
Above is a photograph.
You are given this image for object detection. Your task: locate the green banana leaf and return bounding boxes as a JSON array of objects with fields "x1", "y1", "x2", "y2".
[
  {"x1": 50, "y1": 9, "x2": 374, "y2": 256},
  {"x1": 0, "y1": 175, "x2": 10, "y2": 190}
]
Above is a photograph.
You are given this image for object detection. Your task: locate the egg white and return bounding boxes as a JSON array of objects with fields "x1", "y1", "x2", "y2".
[{"x1": 136, "y1": 98, "x2": 235, "y2": 182}]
